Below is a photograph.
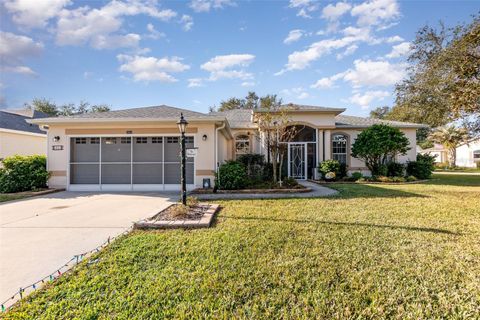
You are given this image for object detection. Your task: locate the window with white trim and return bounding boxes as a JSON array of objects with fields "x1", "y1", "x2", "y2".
[
  {"x1": 121, "y1": 137, "x2": 131, "y2": 144},
  {"x1": 152, "y1": 137, "x2": 162, "y2": 144},
  {"x1": 75, "y1": 138, "x2": 87, "y2": 144},
  {"x1": 474, "y1": 150, "x2": 480, "y2": 159},
  {"x1": 235, "y1": 134, "x2": 250, "y2": 157},
  {"x1": 332, "y1": 134, "x2": 348, "y2": 164},
  {"x1": 136, "y1": 137, "x2": 147, "y2": 144}
]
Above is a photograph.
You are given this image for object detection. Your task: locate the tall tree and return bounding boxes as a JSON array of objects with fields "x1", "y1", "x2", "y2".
[
  {"x1": 26, "y1": 98, "x2": 111, "y2": 116},
  {"x1": 428, "y1": 125, "x2": 470, "y2": 167},
  {"x1": 244, "y1": 91, "x2": 259, "y2": 109},
  {"x1": 25, "y1": 98, "x2": 59, "y2": 116},
  {"x1": 370, "y1": 106, "x2": 391, "y2": 119},
  {"x1": 388, "y1": 15, "x2": 480, "y2": 134},
  {"x1": 218, "y1": 97, "x2": 245, "y2": 112}
]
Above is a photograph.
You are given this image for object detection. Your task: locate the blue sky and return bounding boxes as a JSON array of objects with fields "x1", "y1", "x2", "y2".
[{"x1": 1, "y1": 0, "x2": 478, "y2": 116}]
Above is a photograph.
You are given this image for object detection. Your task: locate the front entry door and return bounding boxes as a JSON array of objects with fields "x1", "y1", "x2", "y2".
[{"x1": 289, "y1": 143, "x2": 307, "y2": 180}]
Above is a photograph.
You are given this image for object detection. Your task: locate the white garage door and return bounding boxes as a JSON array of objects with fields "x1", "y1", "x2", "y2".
[{"x1": 69, "y1": 136, "x2": 194, "y2": 191}]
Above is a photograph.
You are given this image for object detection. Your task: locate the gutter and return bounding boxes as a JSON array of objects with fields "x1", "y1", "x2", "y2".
[{"x1": 27, "y1": 117, "x2": 227, "y2": 125}]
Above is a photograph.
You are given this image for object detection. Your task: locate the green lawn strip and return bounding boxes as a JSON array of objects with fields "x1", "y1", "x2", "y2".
[
  {"x1": 4, "y1": 175, "x2": 480, "y2": 319},
  {"x1": 0, "y1": 194, "x2": 27, "y2": 203}
]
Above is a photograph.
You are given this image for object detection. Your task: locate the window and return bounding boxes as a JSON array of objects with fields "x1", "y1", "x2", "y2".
[
  {"x1": 105, "y1": 137, "x2": 116, "y2": 145},
  {"x1": 167, "y1": 137, "x2": 179, "y2": 143},
  {"x1": 121, "y1": 137, "x2": 131, "y2": 144},
  {"x1": 90, "y1": 138, "x2": 99, "y2": 144},
  {"x1": 136, "y1": 137, "x2": 147, "y2": 144},
  {"x1": 332, "y1": 134, "x2": 348, "y2": 164},
  {"x1": 474, "y1": 150, "x2": 480, "y2": 159},
  {"x1": 75, "y1": 138, "x2": 86, "y2": 144},
  {"x1": 235, "y1": 134, "x2": 250, "y2": 156},
  {"x1": 185, "y1": 136, "x2": 194, "y2": 143},
  {"x1": 152, "y1": 137, "x2": 162, "y2": 144}
]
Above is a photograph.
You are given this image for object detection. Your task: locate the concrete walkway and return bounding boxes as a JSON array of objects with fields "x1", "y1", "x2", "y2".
[
  {"x1": 0, "y1": 191, "x2": 174, "y2": 307},
  {"x1": 195, "y1": 181, "x2": 338, "y2": 200}
]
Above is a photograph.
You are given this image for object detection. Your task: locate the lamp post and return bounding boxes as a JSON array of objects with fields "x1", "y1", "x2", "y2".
[{"x1": 177, "y1": 113, "x2": 188, "y2": 205}]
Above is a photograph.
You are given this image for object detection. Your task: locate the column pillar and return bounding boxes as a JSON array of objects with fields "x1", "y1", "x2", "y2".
[{"x1": 324, "y1": 130, "x2": 332, "y2": 160}]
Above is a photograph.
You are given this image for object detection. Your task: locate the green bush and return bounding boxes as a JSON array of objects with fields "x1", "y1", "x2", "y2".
[
  {"x1": 0, "y1": 155, "x2": 49, "y2": 193},
  {"x1": 351, "y1": 172, "x2": 363, "y2": 181},
  {"x1": 387, "y1": 162, "x2": 405, "y2": 177},
  {"x1": 318, "y1": 160, "x2": 341, "y2": 178},
  {"x1": 237, "y1": 153, "x2": 269, "y2": 184},
  {"x1": 215, "y1": 161, "x2": 248, "y2": 190},
  {"x1": 338, "y1": 163, "x2": 348, "y2": 179},
  {"x1": 406, "y1": 176, "x2": 418, "y2": 182},
  {"x1": 282, "y1": 177, "x2": 298, "y2": 188},
  {"x1": 406, "y1": 154, "x2": 435, "y2": 179},
  {"x1": 372, "y1": 164, "x2": 388, "y2": 177}
]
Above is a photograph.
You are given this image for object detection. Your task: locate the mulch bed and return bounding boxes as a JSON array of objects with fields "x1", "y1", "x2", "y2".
[
  {"x1": 134, "y1": 203, "x2": 220, "y2": 229},
  {"x1": 309, "y1": 179, "x2": 429, "y2": 185},
  {"x1": 192, "y1": 186, "x2": 311, "y2": 194}
]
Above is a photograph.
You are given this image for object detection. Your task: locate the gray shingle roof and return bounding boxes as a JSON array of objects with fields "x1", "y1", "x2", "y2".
[
  {"x1": 281, "y1": 103, "x2": 346, "y2": 113},
  {"x1": 51, "y1": 105, "x2": 216, "y2": 120},
  {"x1": 210, "y1": 109, "x2": 255, "y2": 128},
  {"x1": 335, "y1": 115, "x2": 426, "y2": 128},
  {"x1": 0, "y1": 109, "x2": 48, "y2": 134}
]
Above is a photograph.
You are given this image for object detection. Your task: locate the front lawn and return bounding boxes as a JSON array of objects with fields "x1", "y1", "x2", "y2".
[
  {"x1": 0, "y1": 194, "x2": 27, "y2": 203},
  {"x1": 5, "y1": 174, "x2": 480, "y2": 319}
]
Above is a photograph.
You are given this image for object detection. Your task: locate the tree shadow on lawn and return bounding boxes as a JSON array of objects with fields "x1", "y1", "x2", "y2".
[{"x1": 219, "y1": 214, "x2": 459, "y2": 235}]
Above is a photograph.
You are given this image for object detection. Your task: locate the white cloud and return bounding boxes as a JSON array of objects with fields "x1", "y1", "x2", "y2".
[
  {"x1": 55, "y1": 0, "x2": 177, "y2": 49},
  {"x1": 281, "y1": 87, "x2": 310, "y2": 100},
  {"x1": 284, "y1": 29, "x2": 304, "y2": 44},
  {"x1": 348, "y1": 90, "x2": 390, "y2": 109},
  {"x1": 180, "y1": 15, "x2": 194, "y2": 31},
  {"x1": 188, "y1": 78, "x2": 204, "y2": 87},
  {"x1": 310, "y1": 71, "x2": 346, "y2": 89},
  {"x1": 146, "y1": 23, "x2": 165, "y2": 39},
  {"x1": 189, "y1": 0, "x2": 235, "y2": 13},
  {"x1": 385, "y1": 41, "x2": 411, "y2": 58},
  {"x1": 336, "y1": 44, "x2": 358, "y2": 60},
  {"x1": 321, "y1": 2, "x2": 351, "y2": 21},
  {"x1": 386, "y1": 35, "x2": 403, "y2": 43},
  {"x1": 351, "y1": 0, "x2": 400, "y2": 27},
  {"x1": 241, "y1": 81, "x2": 255, "y2": 87},
  {"x1": 0, "y1": 31, "x2": 43, "y2": 75},
  {"x1": 117, "y1": 54, "x2": 190, "y2": 82},
  {"x1": 201, "y1": 54, "x2": 255, "y2": 80},
  {"x1": 289, "y1": 0, "x2": 318, "y2": 18},
  {"x1": 343, "y1": 59, "x2": 407, "y2": 87},
  {"x1": 4, "y1": 0, "x2": 71, "y2": 29}
]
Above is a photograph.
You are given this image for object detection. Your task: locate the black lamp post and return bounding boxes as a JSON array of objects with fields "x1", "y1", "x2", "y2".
[{"x1": 177, "y1": 113, "x2": 188, "y2": 205}]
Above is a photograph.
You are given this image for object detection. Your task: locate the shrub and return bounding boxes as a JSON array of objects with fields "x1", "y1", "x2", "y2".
[
  {"x1": 282, "y1": 177, "x2": 298, "y2": 188},
  {"x1": 372, "y1": 164, "x2": 388, "y2": 177},
  {"x1": 0, "y1": 155, "x2": 49, "y2": 193},
  {"x1": 351, "y1": 172, "x2": 363, "y2": 181},
  {"x1": 406, "y1": 176, "x2": 418, "y2": 182},
  {"x1": 215, "y1": 161, "x2": 248, "y2": 190},
  {"x1": 351, "y1": 124, "x2": 410, "y2": 176},
  {"x1": 406, "y1": 153, "x2": 436, "y2": 179},
  {"x1": 318, "y1": 160, "x2": 340, "y2": 178},
  {"x1": 237, "y1": 154, "x2": 266, "y2": 183},
  {"x1": 391, "y1": 176, "x2": 406, "y2": 183},
  {"x1": 477, "y1": 162, "x2": 480, "y2": 169},
  {"x1": 338, "y1": 162, "x2": 348, "y2": 179},
  {"x1": 387, "y1": 162, "x2": 405, "y2": 177}
]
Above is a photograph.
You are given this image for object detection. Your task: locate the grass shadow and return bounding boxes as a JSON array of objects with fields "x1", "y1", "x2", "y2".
[{"x1": 220, "y1": 215, "x2": 459, "y2": 235}]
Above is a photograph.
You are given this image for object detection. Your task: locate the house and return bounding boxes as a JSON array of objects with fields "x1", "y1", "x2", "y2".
[
  {"x1": 0, "y1": 109, "x2": 48, "y2": 161},
  {"x1": 417, "y1": 143, "x2": 448, "y2": 164},
  {"x1": 29, "y1": 104, "x2": 425, "y2": 191},
  {"x1": 456, "y1": 138, "x2": 480, "y2": 168}
]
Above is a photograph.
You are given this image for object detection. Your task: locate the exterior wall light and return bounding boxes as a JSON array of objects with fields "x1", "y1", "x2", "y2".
[
  {"x1": 53, "y1": 136, "x2": 60, "y2": 142},
  {"x1": 202, "y1": 134, "x2": 208, "y2": 141}
]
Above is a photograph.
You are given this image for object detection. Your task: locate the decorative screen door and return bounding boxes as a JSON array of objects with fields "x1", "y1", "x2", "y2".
[{"x1": 288, "y1": 143, "x2": 306, "y2": 179}]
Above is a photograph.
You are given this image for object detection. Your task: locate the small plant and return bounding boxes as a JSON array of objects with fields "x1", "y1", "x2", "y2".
[
  {"x1": 387, "y1": 162, "x2": 405, "y2": 177},
  {"x1": 170, "y1": 204, "x2": 189, "y2": 218},
  {"x1": 391, "y1": 176, "x2": 406, "y2": 183},
  {"x1": 325, "y1": 172, "x2": 336, "y2": 181},
  {"x1": 351, "y1": 172, "x2": 363, "y2": 181},
  {"x1": 215, "y1": 161, "x2": 248, "y2": 190},
  {"x1": 319, "y1": 160, "x2": 340, "y2": 178},
  {"x1": 282, "y1": 177, "x2": 298, "y2": 188},
  {"x1": 406, "y1": 176, "x2": 418, "y2": 182},
  {"x1": 186, "y1": 196, "x2": 199, "y2": 208}
]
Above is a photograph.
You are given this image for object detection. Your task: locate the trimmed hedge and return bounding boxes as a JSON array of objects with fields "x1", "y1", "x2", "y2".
[
  {"x1": 406, "y1": 154, "x2": 436, "y2": 179},
  {"x1": 215, "y1": 161, "x2": 248, "y2": 190},
  {"x1": 0, "y1": 155, "x2": 49, "y2": 193}
]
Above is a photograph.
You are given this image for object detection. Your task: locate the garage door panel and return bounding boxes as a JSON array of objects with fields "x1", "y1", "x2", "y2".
[
  {"x1": 133, "y1": 137, "x2": 163, "y2": 162},
  {"x1": 164, "y1": 137, "x2": 180, "y2": 162},
  {"x1": 101, "y1": 137, "x2": 131, "y2": 162},
  {"x1": 133, "y1": 164, "x2": 162, "y2": 184},
  {"x1": 70, "y1": 164, "x2": 99, "y2": 184},
  {"x1": 70, "y1": 137, "x2": 99, "y2": 162},
  {"x1": 101, "y1": 164, "x2": 131, "y2": 184}
]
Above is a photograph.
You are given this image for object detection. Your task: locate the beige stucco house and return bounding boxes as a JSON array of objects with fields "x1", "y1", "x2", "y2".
[
  {"x1": 0, "y1": 109, "x2": 48, "y2": 161},
  {"x1": 30, "y1": 104, "x2": 424, "y2": 191}
]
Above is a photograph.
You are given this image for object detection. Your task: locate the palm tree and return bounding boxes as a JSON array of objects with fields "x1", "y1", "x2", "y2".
[{"x1": 429, "y1": 125, "x2": 469, "y2": 167}]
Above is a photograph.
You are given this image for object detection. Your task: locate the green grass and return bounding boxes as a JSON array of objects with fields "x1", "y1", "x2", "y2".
[
  {"x1": 435, "y1": 167, "x2": 480, "y2": 173},
  {"x1": 0, "y1": 194, "x2": 27, "y2": 203},
  {"x1": 4, "y1": 174, "x2": 480, "y2": 319}
]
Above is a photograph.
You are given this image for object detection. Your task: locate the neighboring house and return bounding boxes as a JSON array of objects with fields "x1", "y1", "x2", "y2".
[
  {"x1": 417, "y1": 143, "x2": 448, "y2": 164},
  {"x1": 418, "y1": 139, "x2": 480, "y2": 168},
  {"x1": 30, "y1": 104, "x2": 425, "y2": 191},
  {"x1": 0, "y1": 109, "x2": 48, "y2": 161},
  {"x1": 456, "y1": 138, "x2": 480, "y2": 168}
]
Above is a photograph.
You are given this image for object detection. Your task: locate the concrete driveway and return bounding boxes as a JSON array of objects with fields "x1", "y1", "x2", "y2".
[{"x1": 0, "y1": 191, "x2": 174, "y2": 305}]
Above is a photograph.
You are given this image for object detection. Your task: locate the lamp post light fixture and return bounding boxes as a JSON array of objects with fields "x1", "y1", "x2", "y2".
[{"x1": 177, "y1": 113, "x2": 188, "y2": 206}]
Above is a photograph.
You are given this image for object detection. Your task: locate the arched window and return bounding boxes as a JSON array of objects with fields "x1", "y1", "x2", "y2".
[
  {"x1": 235, "y1": 134, "x2": 250, "y2": 157},
  {"x1": 332, "y1": 134, "x2": 348, "y2": 164}
]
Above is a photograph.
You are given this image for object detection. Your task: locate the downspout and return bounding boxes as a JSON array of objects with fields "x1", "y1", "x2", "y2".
[{"x1": 215, "y1": 122, "x2": 226, "y2": 185}]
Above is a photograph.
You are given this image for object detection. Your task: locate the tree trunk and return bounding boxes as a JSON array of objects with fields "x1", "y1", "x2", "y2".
[{"x1": 272, "y1": 149, "x2": 278, "y2": 184}]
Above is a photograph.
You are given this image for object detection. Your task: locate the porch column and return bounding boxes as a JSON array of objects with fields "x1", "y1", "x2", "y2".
[
  {"x1": 317, "y1": 129, "x2": 324, "y2": 162},
  {"x1": 324, "y1": 130, "x2": 332, "y2": 160}
]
